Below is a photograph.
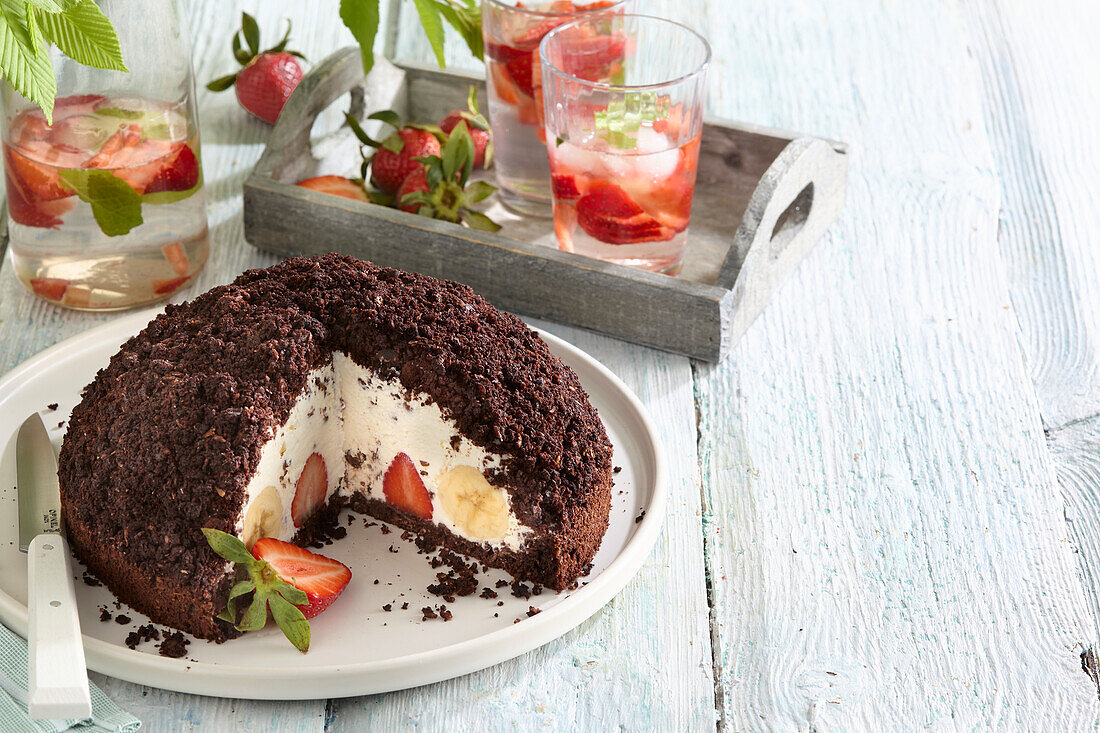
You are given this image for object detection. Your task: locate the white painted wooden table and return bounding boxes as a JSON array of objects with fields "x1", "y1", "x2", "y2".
[{"x1": 2, "y1": 0, "x2": 1099, "y2": 729}]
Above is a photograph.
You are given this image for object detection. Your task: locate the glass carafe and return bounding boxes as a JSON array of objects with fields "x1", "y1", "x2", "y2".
[{"x1": 1, "y1": 0, "x2": 208, "y2": 310}]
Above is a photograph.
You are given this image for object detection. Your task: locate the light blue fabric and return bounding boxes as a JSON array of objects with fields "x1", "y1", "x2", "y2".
[{"x1": 0, "y1": 623, "x2": 140, "y2": 732}]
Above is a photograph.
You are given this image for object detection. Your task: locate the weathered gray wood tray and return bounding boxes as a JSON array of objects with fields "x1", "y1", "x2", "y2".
[{"x1": 243, "y1": 49, "x2": 848, "y2": 361}]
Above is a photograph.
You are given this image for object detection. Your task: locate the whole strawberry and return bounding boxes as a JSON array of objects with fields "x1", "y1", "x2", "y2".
[
  {"x1": 207, "y1": 13, "x2": 306, "y2": 124},
  {"x1": 370, "y1": 128, "x2": 441, "y2": 193},
  {"x1": 439, "y1": 88, "x2": 493, "y2": 169}
]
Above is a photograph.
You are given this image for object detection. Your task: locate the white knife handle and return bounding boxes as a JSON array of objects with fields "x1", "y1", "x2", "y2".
[{"x1": 27, "y1": 533, "x2": 91, "y2": 720}]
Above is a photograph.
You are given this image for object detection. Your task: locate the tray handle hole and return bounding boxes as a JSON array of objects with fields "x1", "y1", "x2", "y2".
[{"x1": 768, "y1": 182, "x2": 814, "y2": 262}]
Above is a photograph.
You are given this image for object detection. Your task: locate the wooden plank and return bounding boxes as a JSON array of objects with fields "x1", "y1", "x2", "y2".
[
  {"x1": 963, "y1": 0, "x2": 1100, "y2": 653},
  {"x1": 688, "y1": 0, "x2": 1100, "y2": 728},
  {"x1": 329, "y1": 323, "x2": 717, "y2": 730}
]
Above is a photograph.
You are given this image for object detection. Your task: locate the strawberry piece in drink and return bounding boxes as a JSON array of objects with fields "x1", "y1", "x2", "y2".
[{"x1": 575, "y1": 181, "x2": 675, "y2": 244}]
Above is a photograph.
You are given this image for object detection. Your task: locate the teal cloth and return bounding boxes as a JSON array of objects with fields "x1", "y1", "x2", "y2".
[{"x1": 0, "y1": 623, "x2": 140, "y2": 732}]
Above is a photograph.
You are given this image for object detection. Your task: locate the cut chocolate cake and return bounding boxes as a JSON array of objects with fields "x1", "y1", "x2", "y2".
[{"x1": 58, "y1": 254, "x2": 613, "y2": 641}]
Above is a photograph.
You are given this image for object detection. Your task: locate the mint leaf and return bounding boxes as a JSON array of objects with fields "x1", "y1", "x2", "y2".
[
  {"x1": 201, "y1": 528, "x2": 256, "y2": 565},
  {"x1": 36, "y1": 0, "x2": 127, "y2": 72},
  {"x1": 411, "y1": 0, "x2": 446, "y2": 68},
  {"x1": 0, "y1": 0, "x2": 56, "y2": 122},
  {"x1": 436, "y1": 0, "x2": 483, "y2": 61},
  {"x1": 141, "y1": 182, "x2": 200, "y2": 206},
  {"x1": 592, "y1": 93, "x2": 671, "y2": 150},
  {"x1": 340, "y1": 0, "x2": 379, "y2": 76},
  {"x1": 59, "y1": 168, "x2": 142, "y2": 236},
  {"x1": 93, "y1": 106, "x2": 141, "y2": 119},
  {"x1": 268, "y1": 593, "x2": 310, "y2": 653}
]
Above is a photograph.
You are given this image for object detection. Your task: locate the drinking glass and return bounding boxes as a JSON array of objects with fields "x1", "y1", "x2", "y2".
[
  {"x1": 481, "y1": 0, "x2": 630, "y2": 216},
  {"x1": 1, "y1": 0, "x2": 208, "y2": 310},
  {"x1": 540, "y1": 14, "x2": 710, "y2": 273}
]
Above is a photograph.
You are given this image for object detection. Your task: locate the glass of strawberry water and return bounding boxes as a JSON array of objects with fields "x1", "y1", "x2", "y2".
[
  {"x1": 481, "y1": 0, "x2": 630, "y2": 216},
  {"x1": 540, "y1": 15, "x2": 710, "y2": 274},
  {"x1": 1, "y1": 0, "x2": 207, "y2": 310}
]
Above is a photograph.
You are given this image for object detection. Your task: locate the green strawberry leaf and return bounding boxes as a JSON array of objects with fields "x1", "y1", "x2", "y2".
[
  {"x1": 274, "y1": 580, "x2": 308, "y2": 606},
  {"x1": 0, "y1": 0, "x2": 56, "y2": 122},
  {"x1": 345, "y1": 112, "x2": 382, "y2": 147},
  {"x1": 206, "y1": 72, "x2": 238, "y2": 92},
  {"x1": 240, "y1": 12, "x2": 260, "y2": 56},
  {"x1": 367, "y1": 109, "x2": 401, "y2": 129},
  {"x1": 231, "y1": 31, "x2": 250, "y2": 65},
  {"x1": 227, "y1": 579, "x2": 256, "y2": 601},
  {"x1": 59, "y1": 168, "x2": 142, "y2": 236},
  {"x1": 461, "y1": 209, "x2": 501, "y2": 232},
  {"x1": 464, "y1": 180, "x2": 495, "y2": 204},
  {"x1": 268, "y1": 593, "x2": 310, "y2": 653},
  {"x1": 201, "y1": 528, "x2": 256, "y2": 565},
  {"x1": 411, "y1": 0, "x2": 445, "y2": 68},
  {"x1": 366, "y1": 188, "x2": 393, "y2": 206},
  {"x1": 380, "y1": 133, "x2": 404, "y2": 154},
  {"x1": 237, "y1": 592, "x2": 269, "y2": 632},
  {"x1": 441, "y1": 120, "x2": 474, "y2": 186},
  {"x1": 340, "y1": 0, "x2": 379, "y2": 76},
  {"x1": 35, "y1": 0, "x2": 127, "y2": 73}
]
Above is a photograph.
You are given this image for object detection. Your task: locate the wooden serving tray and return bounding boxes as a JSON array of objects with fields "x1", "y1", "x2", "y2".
[{"x1": 243, "y1": 49, "x2": 848, "y2": 361}]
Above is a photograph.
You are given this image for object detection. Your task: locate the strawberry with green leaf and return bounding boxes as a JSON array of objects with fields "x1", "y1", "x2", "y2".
[
  {"x1": 439, "y1": 87, "x2": 492, "y2": 169},
  {"x1": 206, "y1": 13, "x2": 306, "y2": 124},
  {"x1": 202, "y1": 528, "x2": 352, "y2": 653},
  {"x1": 397, "y1": 121, "x2": 500, "y2": 232}
]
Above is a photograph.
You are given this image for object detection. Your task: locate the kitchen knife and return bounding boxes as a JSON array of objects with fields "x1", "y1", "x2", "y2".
[{"x1": 17, "y1": 412, "x2": 91, "y2": 720}]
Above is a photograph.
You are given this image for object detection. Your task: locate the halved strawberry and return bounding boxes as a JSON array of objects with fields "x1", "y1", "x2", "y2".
[
  {"x1": 29, "y1": 277, "x2": 69, "y2": 301},
  {"x1": 143, "y1": 143, "x2": 200, "y2": 194},
  {"x1": 162, "y1": 241, "x2": 190, "y2": 276},
  {"x1": 382, "y1": 452, "x2": 433, "y2": 520},
  {"x1": 576, "y1": 181, "x2": 676, "y2": 244},
  {"x1": 296, "y1": 175, "x2": 369, "y2": 202},
  {"x1": 291, "y1": 452, "x2": 328, "y2": 528},
  {"x1": 251, "y1": 538, "x2": 351, "y2": 619}
]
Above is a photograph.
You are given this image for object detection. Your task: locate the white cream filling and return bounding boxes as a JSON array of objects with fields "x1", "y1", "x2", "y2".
[{"x1": 235, "y1": 352, "x2": 532, "y2": 551}]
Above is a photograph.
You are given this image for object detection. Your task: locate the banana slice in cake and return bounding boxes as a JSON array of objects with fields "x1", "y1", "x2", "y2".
[{"x1": 437, "y1": 466, "x2": 510, "y2": 540}]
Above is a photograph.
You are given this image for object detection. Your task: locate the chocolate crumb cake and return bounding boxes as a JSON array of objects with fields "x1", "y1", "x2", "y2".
[{"x1": 58, "y1": 254, "x2": 613, "y2": 642}]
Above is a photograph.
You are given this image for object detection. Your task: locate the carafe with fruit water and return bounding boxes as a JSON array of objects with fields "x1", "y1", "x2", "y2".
[{"x1": 1, "y1": 0, "x2": 207, "y2": 310}]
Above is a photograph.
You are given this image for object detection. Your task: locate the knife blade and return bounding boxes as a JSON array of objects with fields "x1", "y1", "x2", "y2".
[{"x1": 16, "y1": 412, "x2": 91, "y2": 720}]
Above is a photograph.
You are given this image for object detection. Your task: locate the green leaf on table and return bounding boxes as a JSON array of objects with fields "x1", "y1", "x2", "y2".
[
  {"x1": 268, "y1": 593, "x2": 310, "y2": 653},
  {"x1": 339, "y1": 0, "x2": 379, "y2": 76},
  {"x1": 411, "y1": 0, "x2": 446, "y2": 68},
  {"x1": 0, "y1": 0, "x2": 56, "y2": 122},
  {"x1": 35, "y1": 0, "x2": 127, "y2": 72},
  {"x1": 59, "y1": 168, "x2": 142, "y2": 236}
]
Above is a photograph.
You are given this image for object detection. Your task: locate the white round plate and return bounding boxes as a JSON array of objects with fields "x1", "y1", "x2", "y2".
[{"x1": 0, "y1": 309, "x2": 665, "y2": 699}]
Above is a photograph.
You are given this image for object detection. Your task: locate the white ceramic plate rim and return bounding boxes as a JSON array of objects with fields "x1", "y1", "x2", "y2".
[{"x1": 0, "y1": 309, "x2": 666, "y2": 699}]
